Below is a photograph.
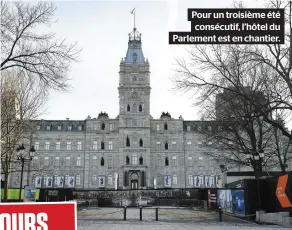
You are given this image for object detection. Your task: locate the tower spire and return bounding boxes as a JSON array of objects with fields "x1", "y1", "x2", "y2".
[
  {"x1": 131, "y1": 8, "x2": 135, "y2": 30},
  {"x1": 129, "y1": 8, "x2": 141, "y2": 41}
]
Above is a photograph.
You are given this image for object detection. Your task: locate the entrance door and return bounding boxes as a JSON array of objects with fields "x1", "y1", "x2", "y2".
[
  {"x1": 131, "y1": 180, "x2": 138, "y2": 189},
  {"x1": 130, "y1": 172, "x2": 139, "y2": 190}
]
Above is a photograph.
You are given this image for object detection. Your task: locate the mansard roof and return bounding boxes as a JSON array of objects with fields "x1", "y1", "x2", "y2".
[
  {"x1": 33, "y1": 120, "x2": 85, "y2": 131},
  {"x1": 124, "y1": 28, "x2": 145, "y2": 64}
]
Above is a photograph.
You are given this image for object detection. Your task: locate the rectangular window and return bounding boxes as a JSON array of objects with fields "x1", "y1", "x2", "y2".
[
  {"x1": 188, "y1": 175, "x2": 193, "y2": 185},
  {"x1": 45, "y1": 142, "x2": 50, "y2": 150},
  {"x1": 58, "y1": 126, "x2": 62, "y2": 131},
  {"x1": 68, "y1": 126, "x2": 72, "y2": 131},
  {"x1": 132, "y1": 137, "x2": 137, "y2": 146},
  {"x1": 77, "y1": 142, "x2": 82, "y2": 150},
  {"x1": 109, "y1": 124, "x2": 113, "y2": 130},
  {"x1": 156, "y1": 142, "x2": 161, "y2": 150},
  {"x1": 199, "y1": 156, "x2": 203, "y2": 160},
  {"x1": 46, "y1": 125, "x2": 51, "y2": 131},
  {"x1": 65, "y1": 157, "x2": 70, "y2": 166},
  {"x1": 65, "y1": 175, "x2": 69, "y2": 186},
  {"x1": 172, "y1": 141, "x2": 176, "y2": 150},
  {"x1": 108, "y1": 155, "x2": 112, "y2": 168},
  {"x1": 172, "y1": 123, "x2": 176, "y2": 130},
  {"x1": 143, "y1": 120, "x2": 146, "y2": 127},
  {"x1": 54, "y1": 175, "x2": 58, "y2": 187},
  {"x1": 92, "y1": 156, "x2": 97, "y2": 165},
  {"x1": 77, "y1": 157, "x2": 81, "y2": 166},
  {"x1": 94, "y1": 124, "x2": 97, "y2": 130},
  {"x1": 76, "y1": 175, "x2": 81, "y2": 185},
  {"x1": 156, "y1": 124, "x2": 160, "y2": 131},
  {"x1": 37, "y1": 125, "x2": 41, "y2": 130},
  {"x1": 67, "y1": 142, "x2": 71, "y2": 150},
  {"x1": 173, "y1": 175, "x2": 178, "y2": 185},
  {"x1": 56, "y1": 142, "x2": 60, "y2": 150},
  {"x1": 55, "y1": 157, "x2": 60, "y2": 166},
  {"x1": 92, "y1": 175, "x2": 97, "y2": 185},
  {"x1": 44, "y1": 157, "x2": 49, "y2": 166},
  {"x1": 108, "y1": 141, "x2": 113, "y2": 150},
  {"x1": 108, "y1": 175, "x2": 113, "y2": 185},
  {"x1": 93, "y1": 141, "x2": 98, "y2": 150},
  {"x1": 35, "y1": 142, "x2": 39, "y2": 150},
  {"x1": 157, "y1": 156, "x2": 161, "y2": 166},
  {"x1": 172, "y1": 156, "x2": 177, "y2": 166},
  {"x1": 132, "y1": 155, "x2": 138, "y2": 165},
  {"x1": 78, "y1": 126, "x2": 82, "y2": 131},
  {"x1": 187, "y1": 126, "x2": 191, "y2": 131}
]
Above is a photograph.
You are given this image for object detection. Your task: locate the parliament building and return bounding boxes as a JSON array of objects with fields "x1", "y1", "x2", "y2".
[{"x1": 9, "y1": 27, "x2": 223, "y2": 192}]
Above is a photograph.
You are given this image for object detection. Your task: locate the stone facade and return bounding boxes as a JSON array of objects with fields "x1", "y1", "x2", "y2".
[{"x1": 8, "y1": 27, "x2": 222, "y2": 190}]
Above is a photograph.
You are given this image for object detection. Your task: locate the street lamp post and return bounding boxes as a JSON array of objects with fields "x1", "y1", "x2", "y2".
[
  {"x1": 16, "y1": 144, "x2": 35, "y2": 201},
  {"x1": 246, "y1": 150, "x2": 264, "y2": 210}
]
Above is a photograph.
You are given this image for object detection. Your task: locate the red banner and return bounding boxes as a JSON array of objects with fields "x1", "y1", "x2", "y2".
[{"x1": 0, "y1": 202, "x2": 77, "y2": 230}]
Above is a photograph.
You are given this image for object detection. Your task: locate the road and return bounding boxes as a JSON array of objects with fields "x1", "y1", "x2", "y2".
[{"x1": 77, "y1": 207, "x2": 290, "y2": 230}]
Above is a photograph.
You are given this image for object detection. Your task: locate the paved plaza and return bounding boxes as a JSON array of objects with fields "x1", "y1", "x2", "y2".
[{"x1": 77, "y1": 207, "x2": 290, "y2": 230}]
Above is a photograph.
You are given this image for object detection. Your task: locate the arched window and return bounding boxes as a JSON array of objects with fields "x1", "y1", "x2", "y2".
[
  {"x1": 164, "y1": 122, "x2": 168, "y2": 130},
  {"x1": 165, "y1": 142, "x2": 168, "y2": 150},
  {"x1": 139, "y1": 139, "x2": 143, "y2": 147},
  {"x1": 100, "y1": 157, "x2": 104, "y2": 166},
  {"x1": 132, "y1": 76, "x2": 137, "y2": 83},
  {"x1": 127, "y1": 105, "x2": 130, "y2": 111},
  {"x1": 139, "y1": 105, "x2": 142, "y2": 112},
  {"x1": 126, "y1": 136, "x2": 130, "y2": 147},
  {"x1": 139, "y1": 157, "x2": 143, "y2": 165},
  {"x1": 132, "y1": 104, "x2": 137, "y2": 113},
  {"x1": 126, "y1": 156, "x2": 130, "y2": 165},
  {"x1": 101, "y1": 123, "x2": 105, "y2": 130},
  {"x1": 165, "y1": 157, "x2": 169, "y2": 166},
  {"x1": 101, "y1": 142, "x2": 105, "y2": 150}
]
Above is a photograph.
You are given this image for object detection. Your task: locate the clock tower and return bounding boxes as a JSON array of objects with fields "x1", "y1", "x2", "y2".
[{"x1": 118, "y1": 26, "x2": 151, "y2": 189}]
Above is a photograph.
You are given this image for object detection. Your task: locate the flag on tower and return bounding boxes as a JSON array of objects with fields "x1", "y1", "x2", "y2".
[{"x1": 131, "y1": 8, "x2": 135, "y2": 15}]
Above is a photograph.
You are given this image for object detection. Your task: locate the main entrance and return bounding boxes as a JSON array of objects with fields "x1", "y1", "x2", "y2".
[{"x1": 131, "y1": 172, "x2": 139, "y2": 190}]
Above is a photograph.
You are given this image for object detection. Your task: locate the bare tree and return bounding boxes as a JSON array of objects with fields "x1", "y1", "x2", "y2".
[
  {"x1": 1, "y1": 68, "x2": 47, "y2": 201},
  {"x1": 1, "y1": 1, "x2": 81, "y2": 91},
  {"x1": 173, "y1": 35, "x2": 291, "y2": 174}
]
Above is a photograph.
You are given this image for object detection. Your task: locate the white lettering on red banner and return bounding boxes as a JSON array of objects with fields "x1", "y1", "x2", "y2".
[{"x1": 0, "y1": 202, "x2": 76, "y2": 230}]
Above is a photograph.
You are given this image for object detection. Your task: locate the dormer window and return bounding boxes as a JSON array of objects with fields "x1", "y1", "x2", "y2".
[
  {"x1": 132, "y1": 76, "x2": 137, "y2": 84},
  {"x1": 101, "y1": 123, "x2": 105, "y2": 130},
  {"x1": 132, "y1": 53, "x2": 137, "y2": 62}
]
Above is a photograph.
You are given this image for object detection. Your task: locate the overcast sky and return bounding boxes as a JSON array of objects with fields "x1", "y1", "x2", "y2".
[{"x1": 41, "y1": 0, "x2": 264, "y2": 121}]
